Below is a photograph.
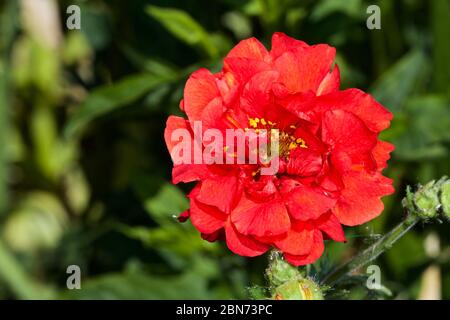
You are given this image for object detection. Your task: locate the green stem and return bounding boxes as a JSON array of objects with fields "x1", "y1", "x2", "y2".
[
  {"x1": 0, "y1": 240, "x2": 54, "y2": 299},
  {"x1": 322, "y1": 177, "x2": 449, "y2": 286},
  {"x1": 322, "y1": 215, "x2": 419, "y2": 286}
]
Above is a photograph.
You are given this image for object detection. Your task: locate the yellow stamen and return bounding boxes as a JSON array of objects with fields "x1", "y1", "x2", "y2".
[
  {"x1": 248, "y1": 118, "x2": 258, "y2": 128},
  {"x1": 289, "y1": 142, "x2": 298, "y2": 150}
]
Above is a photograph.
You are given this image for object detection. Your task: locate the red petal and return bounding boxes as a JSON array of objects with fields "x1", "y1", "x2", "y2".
[
  {"x1": 314, "y1": 89, "x2": 393, "y2": 132},
  {"x1": 164, "y1": 115, "x2": 191, "y2": 155},
  {"x1": 314, "y1": 212, "x2": 345, "y2": 242},
  {"x1": 197, "y1": 176, "x2": 240, "y2": 214},
  {"x1": 284, "y1": 185, "x2": 337, "y2": 221},
  {"x1": 270, "y1": 32, "x2": 308, "y2": 59},
  {"x1": 274, "y1": 221, "x2": 314, "y2": 255},
  {"x1": 231, "y1": 195, "x2": 290, "y2": 237},
  {"x1": 372, "y1": 140, "x2": 395, "y2": 171},
  {"x1": 333, "y1": 171, "x2": 395, "y2": 226},
  {"x1": 274, "y1": 44, "x2": 336, "y2": 93},
  {"x1": 184, "y1": 68, "x2": 220, "y2": 123},
  {"x1": 223, "y1": 57, "x2": 271, "y2": 84},
  {"x1": 241, "y1": 70, "x2": 279, "y2": 117},
  {"x1": 317, "y1": 64, "x2": 340, "y2": 95},
  {"x1": 225, "y1": 218, "x2": 269, "y2": 257},
  {"x1": 284, "y1": 230, "x2": 324, "y2": 266},
  {"x1": 177, "y1": 210, "x2": 190, "y2": 222},
  {"x1": 226, "y1": 37, "x2": 269, "y2": 61},
  {"x1": 286, "y1": 148, "x2": 323, "y2": 177},
  {"x1": 322, "y1": 109, "x2": 377, "y2": 156},
  {"x1": 201, "y1": 229, "x2": 224, "y2": 242},
  {"x1": 172, "y1": 164, "x2": 209, "y2": 184},
  {"x1": 189, "y1": 187, "x2": 227, "y2": 234}
]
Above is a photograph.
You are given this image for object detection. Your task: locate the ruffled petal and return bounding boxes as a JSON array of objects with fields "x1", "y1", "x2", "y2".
[
  {"x1": 314, "y1": 89, "x2": 393, "y2": 132},
  {"x1": 231, "y1": 195, "x2": 290, "y2": 237},
  {"x1": 164, "y1": 115, "x2": 191, "y2": 155},
  {"x1": 333, "y1": 171, "x2": 395, "y2": 226},
  {"x1": 226, "y1": 37, "x2": 269, "y2": 61},
  {"x1": 314, "y1": 212, "x2": 345, "y2": 242},
  {"x1": 322, "y1": 109, "x2": 377, "y2": 156},
  {"x1": 184, "y1": 68, "x2": 220, "y2": 123},
  {"x1": 286, "y1": 147, "x2": 323, "y2": 177},
  {"x1": 274, "y1": 221, "x2": 314, "y2": 256},
  {"x1": 270, "y1": 32, "x2": 308, "y2": 59},
  {"x1": 372, "y1": 140, "x2": 395, "y2": 171},
  {"x1": 225, "y1": 218, "x2": 269, "y2": 257},
  {"x1": 317, "y1": 64, "x2": 340, "y2": 95},
  {"x1": 284, "y1": 230, "x2": 324, "y2": 266},
  {"x1": 197, "y1": 175, "x2": 240, "y2": 214},
  {"x1": 172, "y1": 164, "x2": 209, "y2": 184},
  {"x1": 241, "y1": 71, "x2": 279, "y2": 117},
  {"x1": 284, "y1": 185, "x2": 337, "y2": 221},
  {"x1": 274, "y1": 44, "x2": 336, "y2": 93},
  {"x1": 223, "y1": 58, "x2": 271, "y2": 84},
  {"x1": 189, "y1": 187, "x2": 227, "y2": 234}
]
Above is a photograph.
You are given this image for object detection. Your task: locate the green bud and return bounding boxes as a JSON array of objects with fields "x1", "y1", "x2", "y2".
[
  {"x1": 414, "y1": 180, "x2": 441, "y2": 219},
  {"x1": 265, "y1": 250, "x2": 324, "y2": 300},
  {"x1": 440, "y1": 179, "x2": 450, "y2": 221},
  {"x1": 402, "y1": 177, "x2": 449, "y2": 222},
  {"x1": 272, "y1": 278, "x2": 324, "y2": 300},
  {"x1": 266, "y1": 251, "x2": 300, "y2": 287}
]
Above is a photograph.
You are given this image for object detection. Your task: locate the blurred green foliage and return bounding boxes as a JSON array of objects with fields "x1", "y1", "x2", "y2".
[{"x1": 0, "y1": 0, "x2": 448, "y2": 300}]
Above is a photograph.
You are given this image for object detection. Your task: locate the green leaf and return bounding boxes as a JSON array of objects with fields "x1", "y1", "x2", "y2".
[
  {"x1": 311, "y1": 0, "x2": 364, "y2": 21},
  {"x1": 431, "y1": 0, "x2": 450, "y2": 94},
  {"x1": 62, "y1": 262, "x2": 215, "y2": 299},
  {"x1": 393, "y1": 95, "x2": 450, "y2": 160},
  {"x1": 64, "y1": 73, "x2": 171, "y2": 139},
  {"x1": 133, "y1": 178, "x2": 188, "y2": 226},
  {"x1": 0, "y1": 239, "x2": 55, "y2": 299},
  {"x1": 370, "y1": 49, "x2": 429, "y2": 112},
  {"x1": 146, "y1": 6, "x2": 218, "y2": 58}
]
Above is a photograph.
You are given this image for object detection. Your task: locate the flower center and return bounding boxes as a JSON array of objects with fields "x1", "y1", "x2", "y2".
[{"x1": 247, "y1": 118, "x2": 307, "y2": 159}]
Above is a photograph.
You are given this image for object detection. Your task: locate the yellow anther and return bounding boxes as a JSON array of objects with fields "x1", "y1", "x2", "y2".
[
  {"x1": 296, "y1": 138, "x2": 308, "y2": 148},
  {"x1": 268, "y1": 121, "x2": 274, "y2": 126},
  {"x1": 252, "y1": 168, "x2": 261, "y2": 177},
  {"x1": 248, "y1": 118, "x2": 258, "y2": 128},
  {"x1": 254, "y1": 118, "x2": 260, "y2": 123},
  {"x1": 289, "y1": 142, "x2": 298, "y2": 150},
  {"x1": 290, "y1": 125, "x2": 296, "y2": 129},
  {"x1": 260, "y1": 118, "x2": 267, "y2": 126}
]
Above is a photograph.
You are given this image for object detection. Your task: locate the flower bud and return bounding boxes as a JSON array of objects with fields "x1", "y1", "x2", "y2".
[
  {"x1": 273, "y1": 278, "x2": 324, "y2": 300},
  {"x1": 440, "y1": 179, "x2": 450, "y2": 221},
  {"x1": 403, "y1": 176, "x2": 450, "y2": 222},
  {"x1": 266, "y1": 251, "x2": 299, "y2": 287},
  {"x1": 414, "y1": 180, "x2": 441, "y2": 219},
  {"x1": 266, "y1": 250, "x2": 324, "y2": 300}
]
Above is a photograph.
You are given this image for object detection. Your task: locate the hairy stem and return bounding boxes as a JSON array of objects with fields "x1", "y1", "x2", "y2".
[{"x1": 322, "y1": 214, "x2": 419, "y2": 286}]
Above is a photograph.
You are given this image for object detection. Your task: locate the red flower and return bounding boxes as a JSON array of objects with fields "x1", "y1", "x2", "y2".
[{"x1": 164, "y1": 33, "x2": 394, "y2": 265}]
